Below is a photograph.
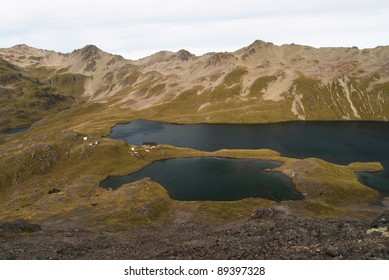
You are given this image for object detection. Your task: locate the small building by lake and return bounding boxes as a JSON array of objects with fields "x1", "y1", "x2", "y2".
[{"x1": 142, "y1": 142, "x2": 158, "y2": 148}]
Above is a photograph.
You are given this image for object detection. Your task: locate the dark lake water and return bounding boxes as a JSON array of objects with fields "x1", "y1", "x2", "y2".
[
  {"x1": 1, "y1": 126, "x2": 29, "y2": 135},
  {"x1": 107, "y1": 120, "x2": 389, "y2": 196},
  {"x1": 100, "y1": 157, "x2": 303, "y2": 201}
]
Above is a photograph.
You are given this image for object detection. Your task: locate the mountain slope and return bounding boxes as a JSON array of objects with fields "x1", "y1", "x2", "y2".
[
  {"x1": 0, "y1": 56, "x2": 86, "y2": 130},
  {"x1": 1, "y1": 41, "x2": 389, "y2": 130}
]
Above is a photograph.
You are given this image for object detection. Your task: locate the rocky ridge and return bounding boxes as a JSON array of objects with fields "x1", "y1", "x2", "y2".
[{"x1": 1, "y1": 40, "x2": 389, "y2": 131}]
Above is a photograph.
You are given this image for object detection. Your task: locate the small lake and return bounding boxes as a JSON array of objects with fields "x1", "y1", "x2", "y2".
[
  {"x1": 1, "y1": 126, "x2": 29, "y2": 135},
  {"x1": 108, "y1": 120, "x2": 389, "y2": 196},
  {"x1": 100, "y1": 157, "x2": 303, "y2": 201}
]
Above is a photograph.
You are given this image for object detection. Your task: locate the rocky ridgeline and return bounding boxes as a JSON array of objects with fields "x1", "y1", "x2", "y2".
[{"x1": 1, "y1": 41, "x2": 389, "y2": 127}]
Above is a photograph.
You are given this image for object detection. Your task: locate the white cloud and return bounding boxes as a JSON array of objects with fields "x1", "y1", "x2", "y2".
[{"x1": 1, "y1": 0, "x2": 388, "y2": 59}]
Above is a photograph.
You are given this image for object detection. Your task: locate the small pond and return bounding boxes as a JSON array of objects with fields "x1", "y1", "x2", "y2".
[
  {"x1": 100, "y1": 157, "x2": 303, "y2": 201},
  {"x1": 1, "y1": 126, "x2": 30, "y2": 135}
]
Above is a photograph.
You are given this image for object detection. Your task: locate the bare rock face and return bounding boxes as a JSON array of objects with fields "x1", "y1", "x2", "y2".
[
  {"x1": 77, "y1": 45, "x2": 102, "y2": 60},
  {"x1": 176, "y1": 49, "x2": 194, "y2": 61}
]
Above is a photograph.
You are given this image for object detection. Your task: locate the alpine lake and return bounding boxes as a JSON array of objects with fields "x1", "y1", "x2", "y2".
[{"x1": 101, "y1": 120, "x2": 389, "y2": 201}]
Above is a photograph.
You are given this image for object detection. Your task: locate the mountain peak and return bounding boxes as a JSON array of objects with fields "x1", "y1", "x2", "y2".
[
  {"x1": 75, "y1": 45, "x2": 103, "y2": 58},
  {"x1": 81, "y1": 44, "x2": 101, "y2": 52},
  {"x1": 9, "y1": 44, "x2": 40, "y2": 52},
  {"x1": 176, "y1": 49, "x2": 195, "y2": 61},
  {"x1": 135, "y1": 49, "x2": 195, "y2": 65},
  {"x1": 247, "y1": 40, "x2": 274, "y2": 49},
  {"x1": 12, "y1": 43, "x2": 32, "y2": 49}
]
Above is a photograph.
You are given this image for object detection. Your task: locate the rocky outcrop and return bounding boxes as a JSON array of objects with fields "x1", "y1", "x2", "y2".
[{"x1": 370, "y1": 210, "x2": 389, "y2": 228}]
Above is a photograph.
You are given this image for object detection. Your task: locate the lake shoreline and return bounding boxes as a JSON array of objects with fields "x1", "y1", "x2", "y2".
[{"x1": 107, "y1": 119, "x2": 389, "y2": 195}]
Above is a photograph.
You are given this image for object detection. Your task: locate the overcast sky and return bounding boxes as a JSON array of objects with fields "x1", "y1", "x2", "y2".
[{"x1": 1, "y1": 0, "x2": 388, "y2": 59}]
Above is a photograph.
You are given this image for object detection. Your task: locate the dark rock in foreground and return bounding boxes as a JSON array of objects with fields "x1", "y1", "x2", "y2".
[
  {"x1": 370, "y1": 210, "x2": 389, "y2": 228},
  {"x1": 0, "y1": 209, "x2": 388, "y2": 260}
]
